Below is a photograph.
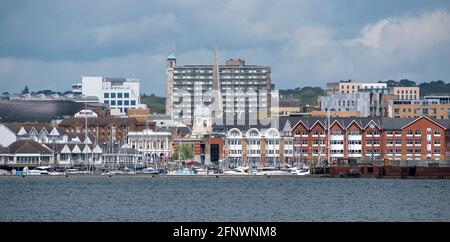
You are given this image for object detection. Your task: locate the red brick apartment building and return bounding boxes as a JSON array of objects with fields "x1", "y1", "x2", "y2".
[{"x1": 287, "y1": 116, "x2": 450, "y2": 163}]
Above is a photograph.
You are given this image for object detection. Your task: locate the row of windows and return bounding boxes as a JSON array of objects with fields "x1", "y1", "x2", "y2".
[
  {"x1": 292, "y1": 130, "x2": 441, "y2": 136},
  {"x1": 104, "y1": 93, "x2": 130, "y2": 98},
  {"x1": 396, "y1": 90, "x2": 417, "y2": 94},
  {"x1": 104, "y1": 100, "x2": 136, "y2": 106}
]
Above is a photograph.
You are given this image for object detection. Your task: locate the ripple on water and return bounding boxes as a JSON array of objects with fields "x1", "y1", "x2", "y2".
[{"x1": 0, "y1": 177, "x2": 449, "y2": 221}]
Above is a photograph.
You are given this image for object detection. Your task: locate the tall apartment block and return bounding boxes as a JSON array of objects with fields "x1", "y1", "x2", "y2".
[{"x1": 165, "y1": 54, "x2": 272, "y2": 125}]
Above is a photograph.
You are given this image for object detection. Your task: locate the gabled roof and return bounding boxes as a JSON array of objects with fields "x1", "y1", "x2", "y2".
[
  {"x1": 60, "y1": 144, "x2": 72, "y2": 154},
  {"x1": 71, "y1": 145, "x2": 81, "y2": 154},
  {"x1": 82, "y1": 145, "x2": 92, "y2": 154},
  {"x1": 1, "y1": 140, "x2": 52, "y2": 154},
  {"x1": 282, "y1": 120, "x2": 292, "y2": 132},
  {"x1": 329, "y1": 120, "x2": 345, "y2": 130},
  {"x1": 17, "y1": 126, "x2": 27, "y2": 136},
  {"x1": 401, "y1": 116, "x2": 448, "y2": 130},
  {"x1": 39, "y1": 127, "x2": 49, "y2": 136},
  {"x1": 363, "y1": 119, "x2": 381, "y2": 129},
  {"x1": 49, "y1": 127, "x2": 60, "y2": 136},
  {"x1": 93, "y1": 145, "x2": 103, "y2": 154}
]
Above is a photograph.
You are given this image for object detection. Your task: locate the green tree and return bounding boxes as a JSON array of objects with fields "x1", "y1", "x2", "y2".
[
  {"x1": 399, "y1": 79, "x2": 416, "y2": 87},
  {"x1": 22, "y1": 86, "x2": 30, "y2": 94},
  {"x1": 172, "y1": 144, "x2": 193, "y2": 161}
]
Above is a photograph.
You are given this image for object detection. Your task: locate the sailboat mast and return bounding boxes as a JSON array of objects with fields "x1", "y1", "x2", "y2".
[
  {"x1": 327, "y1": 109, "x2": 331, "y2": 166},
  {"x1": 84, "y1": 101, "x2": 88, "y2": 172}
]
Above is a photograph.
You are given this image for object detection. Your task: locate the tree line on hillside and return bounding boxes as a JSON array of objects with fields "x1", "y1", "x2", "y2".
[{"x1": 3, "y1": 79, "x2": 447, "y2": 113}]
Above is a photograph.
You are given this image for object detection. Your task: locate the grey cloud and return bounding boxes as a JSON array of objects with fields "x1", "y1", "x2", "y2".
[{"x1": 0, "y1": 0, "x2": 449, "y2": 95}]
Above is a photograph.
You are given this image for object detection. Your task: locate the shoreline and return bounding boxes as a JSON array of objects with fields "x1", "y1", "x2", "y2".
[{"x1": 1, "y1": 174, "x2": 449, "y2": 179}]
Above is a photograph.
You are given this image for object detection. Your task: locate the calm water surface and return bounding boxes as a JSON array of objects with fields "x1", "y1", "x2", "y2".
[{"x1": 0, "y1": 176, "x2": 449, "y2": 221}]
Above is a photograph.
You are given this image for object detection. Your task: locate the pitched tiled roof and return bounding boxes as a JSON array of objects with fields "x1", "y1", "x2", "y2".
[
  {"x1": 58, "y1": 117, "x2": 137, "y2": 127},
  {"x1": 1, "y1": 140, "x2": 52, "y2": 154},
  {"x1": 4, "y1": 122, "x2": 65, "y2": 135}
]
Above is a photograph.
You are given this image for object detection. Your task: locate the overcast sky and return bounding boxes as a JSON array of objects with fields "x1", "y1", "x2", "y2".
[{"x1": 1, "y1": 0, "x2": 449, "y2": 95}]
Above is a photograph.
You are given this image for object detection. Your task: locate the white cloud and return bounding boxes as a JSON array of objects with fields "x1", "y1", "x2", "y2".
[{"x1": 349, "y1": 10, "x2": 450, "y2": 58}]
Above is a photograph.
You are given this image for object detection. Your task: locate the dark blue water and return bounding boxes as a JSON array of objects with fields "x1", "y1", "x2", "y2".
[{"x1": 0, "y1": 177, "x2": 449, "y2": 221}]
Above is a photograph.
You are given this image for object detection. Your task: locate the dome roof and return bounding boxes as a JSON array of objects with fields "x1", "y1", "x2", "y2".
[{"x1": 167, "y1": 54, "x2": 176, "y2": 59}]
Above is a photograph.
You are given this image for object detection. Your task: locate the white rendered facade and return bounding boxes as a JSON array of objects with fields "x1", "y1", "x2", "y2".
[
  {"x1": 127, "y1": 129, "x2": 172, "y2": 163},
  {"x1": 78, "y1": 76, "x2": 145, "y2": 115}
]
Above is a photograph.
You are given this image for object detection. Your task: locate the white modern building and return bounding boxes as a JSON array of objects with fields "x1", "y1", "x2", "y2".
[
  {"x1": 127, "y1": 129, "x2": 172, "y2": 163},
  {"x1": 320, "y1": 92, "x2": 371, "y2": 117},
  {"x1": 73, "y1": 76, "x2": 146, "y2": 115}
]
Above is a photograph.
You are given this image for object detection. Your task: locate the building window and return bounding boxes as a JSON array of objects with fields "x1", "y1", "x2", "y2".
[
  {"x1": 124, "y1": 100, "x2": 129, "y2": 106},
  {"x1": 117, "y1": 93, "x2": 123, "y2": 98},
  {"x1": 104, "y1": 101, "x2": 108, "y2": 104},
  {"x1": 406, "y1": 130, "x2": 413, "y2": 135},
  {"x1": 434, "y1": 130, "x2": 441, "y2": 136},
  {"x1": 118, "y1": 100, "x2": 123, "y2": 105},
  {"x1": 131, "y1": 100, "x2": 136, "y2": 106},
  {"x1": 124, "y1": 93, "x2": 130, "y2": 98},
  {"x1": 111, "y1": 100, "x2": 116, "y2": 105},
  {"x1": 414, "y1": 130, "x2": 421, "y2": 136},
  {"x1": 111, "y1": 93, "x2": 116, "y2": 98},
  {"x1": 104, "y1": 93, "x2": 109, "y2": 98}
]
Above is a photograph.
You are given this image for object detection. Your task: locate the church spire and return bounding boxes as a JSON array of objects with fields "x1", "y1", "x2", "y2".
[{"x1": 212, "y1": 45, "x2": 222, "y2": 119}]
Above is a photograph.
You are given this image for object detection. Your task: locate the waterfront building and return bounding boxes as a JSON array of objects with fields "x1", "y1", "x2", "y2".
[
  {"x1": 74, "y1": 76, "x2": 146, "y2": 115},
  {"x1": 360, "y1": 83, "x2": 389, "y2": 94},
  {"x1": 219, "y1": 121, "x2": 293, "y2": 167},
  {"x1": 166, "y1": 54, "x2": 272, "y2": 125},
  {"x1": 391, "y1": 86, "x2": 420, "y2": 100},
  {"x1": 319, "y1": 92, "x2": 393, "y2": 117},
  {"x1": 289, "y1": 116, "x2": 450, "y2": 163},
  {"x1": 326, "y1": 81, "x2": 388, "y2": 95},
  {"x1": 326, "y1": 81, "x2": 361, "y2": 95},
  {"x1": 388, "y1": 97, "x2": 450, "y2": 119},
  {"x1": 220, "y1": 116, "x2": 450, "y2": 167},
  {"x1": 0, "y1": 140, "x2": 54, "y2": 167},
  {"x1": 58, "y1": 117, "x2": 139, "y2": 145},
  {"x1": 270, "y1": 99, "x2": 302, "y2": 116},
  {"x1": 127, "y1": 129, "x2": 172, "y2": 163},
  {"x1": 0, "y1": 122, "x2": 68, "y2": 147},
  {"x1": 319, "y1": 92, "x2": 371, "y2": 116}
]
